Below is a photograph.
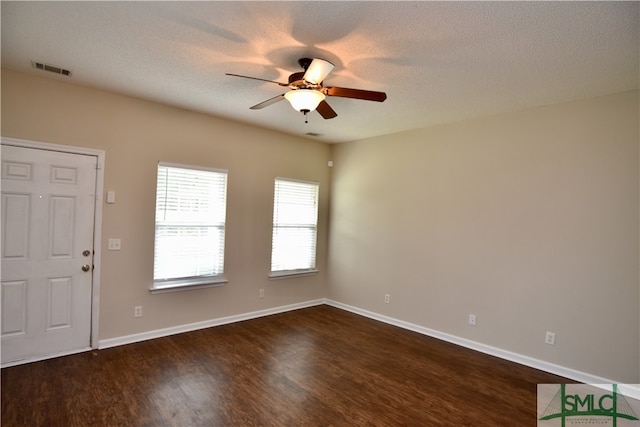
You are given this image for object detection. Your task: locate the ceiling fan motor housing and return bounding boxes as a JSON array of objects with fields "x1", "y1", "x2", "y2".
[
  {"x1": 288, "y1": 72, "x2": 305, "y2": 85},
  {"x1": 298, "y1": 57, "x2": 313, "y2": 70}
]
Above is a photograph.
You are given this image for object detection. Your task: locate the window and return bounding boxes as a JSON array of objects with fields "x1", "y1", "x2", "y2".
[
  {"x1": 270, "y1": 178, "x2": 319, "y2": 277},
  {"x1": 152, "y1": 163, "x2": 228, "y2": 291}
]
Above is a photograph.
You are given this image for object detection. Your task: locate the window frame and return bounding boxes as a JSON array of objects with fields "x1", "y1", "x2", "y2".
[
  {"x1": 150, "y1": 162, "x2": 229, "y2": 293},
  {"x1": 268, "y1": 177, "x2": 320, "y2": 279}
]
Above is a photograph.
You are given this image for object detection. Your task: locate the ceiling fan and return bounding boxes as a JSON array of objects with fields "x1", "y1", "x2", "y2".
[{"x1": 226, "y1": 58, "x2": 387, "y2": 122}]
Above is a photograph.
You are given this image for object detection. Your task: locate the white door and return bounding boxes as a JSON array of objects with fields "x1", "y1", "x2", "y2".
[{"x1": 1, "y1": 144, "x2": 97, "y2": 364}]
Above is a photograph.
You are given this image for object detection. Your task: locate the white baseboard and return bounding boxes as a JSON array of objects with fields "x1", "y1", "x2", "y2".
[
  {"x1": 98, "y1": 297, "x2": 618, "y2": 385},
  {"x1": 324, "y1": 299, "x2": 618, "y2": 385},
  {"x1": 98, "y1": 299, "x2": 325, "y2": 349}
]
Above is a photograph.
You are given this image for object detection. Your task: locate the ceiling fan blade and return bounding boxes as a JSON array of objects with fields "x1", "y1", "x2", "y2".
[
  {"x1": 316, "y1": 100, "x2": 337, "y2": 119},
  {"x1": 303, "y1": 58, "x2": 335, "y2": 85},
  {"x1": 324, "y1": 87, "x2": 387, "y2": 102},
  {"x1": 226, "y1": 73, "x2": 288, "y2": 86},
  {"x1": 250, "y1": 94, "x2": 286, "y2": 110}
]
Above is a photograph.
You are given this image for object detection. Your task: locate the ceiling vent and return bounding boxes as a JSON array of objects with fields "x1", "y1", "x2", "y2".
[
  {"x1": 305, "y1": 132, "x2": 323, "y2": 137},
  {"x1": 32, "y1": 61, "x2": 72, "y2": 76}
]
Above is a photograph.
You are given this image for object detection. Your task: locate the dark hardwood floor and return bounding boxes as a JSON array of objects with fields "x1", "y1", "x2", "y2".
[{"x1": 2, "y1": 305, "x2": 569, "y2": 426}]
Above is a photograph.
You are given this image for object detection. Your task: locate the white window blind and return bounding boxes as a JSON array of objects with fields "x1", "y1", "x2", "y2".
[
  {"x1": 153, "y1": 163, "x2": 227, "y2": 288},
  {"x1": 271, "y1": 178, "x2": 319, "y2": 273}
]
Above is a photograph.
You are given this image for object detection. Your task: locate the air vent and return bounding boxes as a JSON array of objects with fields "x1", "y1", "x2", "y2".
[
  {"x1": 32, "y1": 61, "x2": 72, "y2": 76},
  {"x1": 305, "y1": 132, "x2": 323, "y2": 137}
]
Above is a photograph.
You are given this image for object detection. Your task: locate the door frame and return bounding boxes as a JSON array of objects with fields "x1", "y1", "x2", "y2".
[{"x1": 1, "y1": 136, "x2": 105, "y2": 351}]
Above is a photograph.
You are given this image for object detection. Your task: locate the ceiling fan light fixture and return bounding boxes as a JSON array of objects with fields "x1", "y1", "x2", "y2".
[
  {"x1": 302, "y1": 58, "x2": 335, "y2": 85},
  {"x1": 284, "y1": 89, "x2": 325, "y2": 112}
]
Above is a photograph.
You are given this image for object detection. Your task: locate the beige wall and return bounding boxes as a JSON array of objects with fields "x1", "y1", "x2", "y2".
[
  {"x1": 1, "y1": 69, "x2": 331, "y2": 340},
  {"x1": 328, "y1": 91, "x2": 640, "y2": 383},
  {"x1": 3, "y1": 68, "x2": 639, "y2": 382}
]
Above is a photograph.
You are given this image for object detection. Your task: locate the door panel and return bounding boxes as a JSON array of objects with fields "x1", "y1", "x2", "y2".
[
  {"x1": 1, "y1": 144, "x2": 97, "y2": 364},
  {"x1": 49, "y1": 196, "x2": 76, "y2": 258},
  {"x1": 1, "y1": 281, "x2": 27, "y2": 335},
  {"x1": 47, "y1": 277, "x2": 72, "y2": 330},
  {"x1": 2, "y1": 193, "x2": 30, "y2": 259}
]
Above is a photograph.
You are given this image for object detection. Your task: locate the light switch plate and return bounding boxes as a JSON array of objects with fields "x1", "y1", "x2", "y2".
[
  {"x1": 108, "y1": 238, "x2": 121, "y2": 250},
  {"x1": 106, "y1": 191, "x2": 116, "y2": 204}
]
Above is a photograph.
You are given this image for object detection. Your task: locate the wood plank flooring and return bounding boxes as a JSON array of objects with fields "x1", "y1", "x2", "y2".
[{"x1": 1, "y1": 305, "x2": 570, "y2": 426}]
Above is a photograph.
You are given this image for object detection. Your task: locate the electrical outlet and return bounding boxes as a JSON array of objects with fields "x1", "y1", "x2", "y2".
[
  {"x1": 545, "y1": 331, "x2": 556, "y2": 345},
  {"x1": 134, "y1": 306, "x2": 142, "y2": 318},
  {"x1": 468, "y1": 314, "x2": 477, "y2": 326},
  {"x1": 259, "y1": 289, "x2": 264, "y2": 298},
  {"x1": 384, "y1": 294, "x2": 390, "y2": 304}
]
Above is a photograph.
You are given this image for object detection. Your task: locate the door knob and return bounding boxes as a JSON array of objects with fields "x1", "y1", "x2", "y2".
[{"x1": 82, "y1": 264, "x2": 91, "y2": 272}]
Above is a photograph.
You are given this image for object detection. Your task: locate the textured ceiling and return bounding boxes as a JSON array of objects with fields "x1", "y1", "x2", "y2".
[{"x1": 1, "y1": 1, "x2": 638, "y2": 143}]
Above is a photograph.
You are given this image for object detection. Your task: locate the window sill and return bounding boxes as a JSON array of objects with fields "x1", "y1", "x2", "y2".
[
  {"x1": 268, "y1": 269, "x2": 319, "y2": 280},
  {"x1": 150, "y1": 276, "x2": 228, "y2": 294}
]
